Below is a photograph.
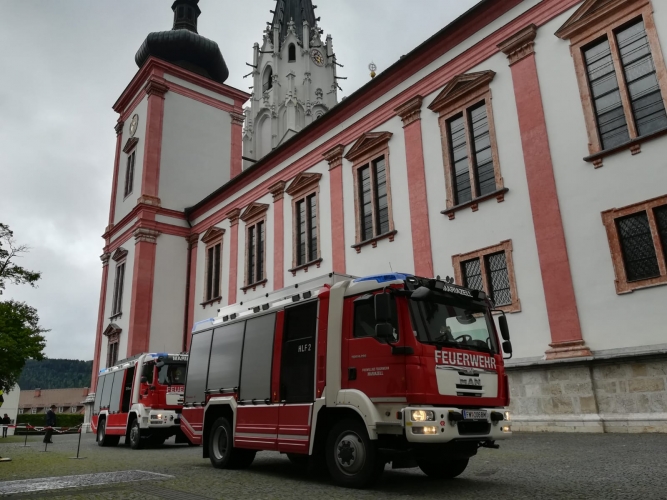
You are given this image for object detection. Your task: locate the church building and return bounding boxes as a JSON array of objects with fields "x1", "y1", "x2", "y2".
[{"x1": 91, "y1": 0, "x2": 667, "y2": 433}]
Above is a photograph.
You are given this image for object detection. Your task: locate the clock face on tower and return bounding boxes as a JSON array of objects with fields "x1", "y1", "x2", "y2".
[
  {"x1": 129, "y1": 114, "x2": 139, "y2": 137},
  {"x1": 310, "y1": 49, "x2": 325, "y2": 67}
]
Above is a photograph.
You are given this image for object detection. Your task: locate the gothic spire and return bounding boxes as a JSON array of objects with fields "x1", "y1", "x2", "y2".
[{"x1": 271, "y1": 0, "x2": 317, "y2": 48}]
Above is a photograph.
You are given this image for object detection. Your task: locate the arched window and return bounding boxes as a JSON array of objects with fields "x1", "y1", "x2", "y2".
[
  {"x1": 263, "y1": 66, "x2": 273, "y2": 93},
  {"x1": 288, "y1": 44, "x2": 296, "y2": 62}
]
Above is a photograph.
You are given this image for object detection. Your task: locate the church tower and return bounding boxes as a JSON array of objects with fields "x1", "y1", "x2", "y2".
[{"x1": 243, "y1": 0, "x2": 339, "y2": 167}]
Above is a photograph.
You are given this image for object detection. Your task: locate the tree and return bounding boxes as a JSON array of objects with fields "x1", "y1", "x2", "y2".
[
  {"x1": 0, "y1": 300, "x2": 48, "y2": 392},
  {"x1": 0, "y1": 223, "x2": 41, "y2": 295}
]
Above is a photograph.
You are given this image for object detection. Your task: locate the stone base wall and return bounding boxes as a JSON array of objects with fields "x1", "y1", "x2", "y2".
[{"x1": 507, "y1": 357, "x2": 667, "y2": 433}]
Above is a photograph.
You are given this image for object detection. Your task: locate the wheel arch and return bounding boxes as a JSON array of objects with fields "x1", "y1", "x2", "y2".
[{"x1": 202, "y1": 398, "x2": 237, "y2": 459}]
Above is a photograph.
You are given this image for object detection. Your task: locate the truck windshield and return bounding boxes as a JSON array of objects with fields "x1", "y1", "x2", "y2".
[
  {"x1": 409, "y1": 299, "x2": 497, "y2": 354},
  {"x1": 157, "y1": 363, "x2": 187, "y2": 386}
]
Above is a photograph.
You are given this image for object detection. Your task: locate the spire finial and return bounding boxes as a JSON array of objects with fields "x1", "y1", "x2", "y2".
[{"x1": 172, "y1": 0, "x2": 201, "y2": 33}]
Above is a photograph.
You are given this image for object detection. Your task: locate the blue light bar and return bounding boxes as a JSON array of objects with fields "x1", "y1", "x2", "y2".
[
  {"x1": 192, "y1": 318, "x2": 216, "y2": 333},
  {"x1": 353, "y1": 273, "x2": 413, "y2": 284}
]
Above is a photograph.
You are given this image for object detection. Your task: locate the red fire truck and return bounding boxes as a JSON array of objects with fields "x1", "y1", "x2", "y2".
[
  {"x1": 91, "y1": 352, "x2": 189, "y2": 449},
  {"x1": 181, "y1": 273, "x2": 513, "y2": 488}
]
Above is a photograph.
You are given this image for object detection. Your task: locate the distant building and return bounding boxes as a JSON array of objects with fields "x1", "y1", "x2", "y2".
[{"x1": 18, "y1": 388, "x2": 88, "y2": 415}]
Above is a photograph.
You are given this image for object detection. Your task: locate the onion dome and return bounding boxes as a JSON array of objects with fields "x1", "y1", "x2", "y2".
[{"x1": 135, "y1": 0, "x2": 229, "y2": 84}]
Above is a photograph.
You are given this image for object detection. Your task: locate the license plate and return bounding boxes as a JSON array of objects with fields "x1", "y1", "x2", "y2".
[{"x1": 463, "y1": 410, "x2": 487, "y2": 420}]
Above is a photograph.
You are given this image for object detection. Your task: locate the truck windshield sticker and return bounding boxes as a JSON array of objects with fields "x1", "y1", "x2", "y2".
[
  {"x1": 441, "y1": 285, "x2": 473, "y2": 298},
  {"x1": 435, "y1": 350, "x2": 497, "y2": 370}
]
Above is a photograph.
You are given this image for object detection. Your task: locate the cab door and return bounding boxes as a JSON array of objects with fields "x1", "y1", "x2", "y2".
[{"x1": 342, "y1": 293, "x2": 407, "y2": 399}]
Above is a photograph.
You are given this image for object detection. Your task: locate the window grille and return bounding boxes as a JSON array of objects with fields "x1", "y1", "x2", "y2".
[
  {"x1": 616, "y1": 211, "x2": 660, "y2": 281},
  {"x1": 462, "y1": 258, "x2": 484, "y2": 291}
]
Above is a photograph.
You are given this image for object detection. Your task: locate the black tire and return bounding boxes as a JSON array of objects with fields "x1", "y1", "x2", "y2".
[
  {"x1": 129, "y1": 419, "x2": 143, "y2": 450},
  {"x1": 326, "y1": 419, "x2": 385, "y2": 489},
  {"x1": 208, "y1": 417, "x2": 256, "y2": 470},
  {"x1": 97, "y1": 420, "x2": 120, "y2": 447},
  {"x1": 417, "y1": 458, "x2": 469, "y2": 479}
]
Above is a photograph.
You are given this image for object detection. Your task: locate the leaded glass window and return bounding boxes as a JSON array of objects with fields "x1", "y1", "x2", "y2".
[
  {"x1": 616, "y1": 212, "x2": 660, "y2": 281},
  {"x1": 486, "y1": 252, "x2": 512, "y2": 306},
  {"x1": 205, "y1": 243, "x2": 221, "y2": 301},
  {"x1": 124, "y1": 151, "x2": 135, "y2": 198},
  {"x1": 358, "y1": 166, "x2": 373, "y2": 241},
  {"x1": 462, "y1": 258, "x2": 484, "y2": 291},
  {"x1": 111, "y1": 262, "x2": 125, "y2": 317}
]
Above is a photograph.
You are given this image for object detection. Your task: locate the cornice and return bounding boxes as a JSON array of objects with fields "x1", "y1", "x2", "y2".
[
  {"x1": 498, "y1": 24, "x2": 537, "y2": 65},
  {"x1": 114, "y1": 121, "x2": 124, "y2": 136},
  {"x1": 100, "y1": 252, "x2": 111, "y2": 266},
  {"x1": 122, "y1": 137, "x2": 139, "y2": 154},
  {"x1": 111, "y1": 247, "x2": 128, "y2": 262},
  {"x1": 240, "y1": 202, "x2": 270, "y2": 223},
  {"x1": 394, "y1": 95, "x2": 424, "y2": 127},
  {"x1": 144, "y1": 77, "x2": 169, "y2": 98},
  {"x1": 230, "y1": 112, "x2": 246, "y2": 126},
  {"x1": 555, "y1": 0, "x2": 649, "y2": 40},
  {"x1": 428, "y1": 70, "x2": 496, "y2": 115}
]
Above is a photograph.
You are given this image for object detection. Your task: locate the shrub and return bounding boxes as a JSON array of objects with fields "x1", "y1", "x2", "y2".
[{"x1": 17, "y1": 413, "x2": 84, "y2": 429}]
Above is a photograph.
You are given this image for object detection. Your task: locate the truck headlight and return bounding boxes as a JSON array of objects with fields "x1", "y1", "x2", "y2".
[
  {"x1": 411, "y1": 410, "x2": 435, "y2": 422},
  {"x1": 504, "y1": 411, "x2": 511, "y2": 421}
]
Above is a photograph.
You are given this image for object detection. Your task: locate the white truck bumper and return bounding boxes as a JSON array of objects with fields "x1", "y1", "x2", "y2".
[
  {"x1": 403, "y1": 407, "x2": 511, "y2": 443},
  {"x1": 142, "y1": 409, "x2": 181, "y2": 429}
]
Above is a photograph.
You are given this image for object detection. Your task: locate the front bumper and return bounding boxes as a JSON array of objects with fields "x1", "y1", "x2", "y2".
[
  {"x1": 403, "y1": 407, "x2": 511, "y2": 443},
  {"x1": 142, "y1": 410, "x2": 181, "y2": 429}
]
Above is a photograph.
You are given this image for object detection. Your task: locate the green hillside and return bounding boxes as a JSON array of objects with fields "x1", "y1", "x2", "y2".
[{"x1": 18, "y1": 359, "x2": 93, "y2": 390}]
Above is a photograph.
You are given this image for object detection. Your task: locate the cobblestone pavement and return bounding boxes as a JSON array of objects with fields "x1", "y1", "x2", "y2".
[{"x1": 1, "y1": 432, "x2": 667, "y2": 499}]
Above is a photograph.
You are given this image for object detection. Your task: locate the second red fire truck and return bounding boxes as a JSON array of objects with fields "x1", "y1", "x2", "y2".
[
  {"x1": 92, "y1": 352, "x2": 189, "y2": 449},
  {"x1": 181, "y1": 273, "x2": 513, "y2": 488}
]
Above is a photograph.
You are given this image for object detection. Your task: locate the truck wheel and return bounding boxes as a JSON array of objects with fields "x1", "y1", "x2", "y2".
[
  {"x1": 208, "y1": 417, "x2": 256, "y2": 470},
  {"x1": 417, "y1": 458, "x2": 469, "y2": 479},
  {"x1": 97, "y1": 419, "x2": 107, "y2": 447},
  {"x1": 326, "y1": 419, "x2": 384, "y2": 489},
  {"x1": 129, "y1": 420, "x2": 143, "y2": 450}
]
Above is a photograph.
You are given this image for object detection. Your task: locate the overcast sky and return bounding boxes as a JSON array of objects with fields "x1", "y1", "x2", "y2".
[{"x1": 0, "y1": 0, "x2": 478, "y2": 361}]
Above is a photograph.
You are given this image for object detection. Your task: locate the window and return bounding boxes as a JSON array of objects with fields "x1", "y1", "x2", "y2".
[
  {"x1": 111, "y1": 262, "x2": 125, "y2": 317},
  {"x1": 201, "y1": 227, "x2": 225, "y2": 305},
  {"x1": 70, "y1": 406, "x2": 78, "y2": 414},
  {"x1": 31, "y1": 408, "x2": 37, "y2": 415},
  {"x1": 288, "y1": 43, "x2": 296, "y2": 62},
  {"x1": 428, "y1": 71, "x2": 506, "y2": 218},
  {"x1": 263, "y1": 66, "x2": 273, "y2": 93},
  {"x1": 58, "y1": 407, "x2": 64, "y2": 414},
  {"x1": 18, "y1": 408, "x2": 23, "y2": 415},
  {"x1": 124, "y1": 151, "x2": 135, "y2": 198},
  {"x1": 344, "y1": 132, "x2": 396, "y2": 251},
  {"x1": 107, "y1": 340, "x2": 119, "y2": 368},
  {"x1": 286, "y1": 173, "x2": 322, "y2": 274},
  {"x1": 452, "y1": 240, "x2": 520, "y2": 313},
  {"x1": 602, "y1": 195, "x2": 667, "y2": 293},
  {"x1": 240, "y1": 203, "x2": 269, "y2": 290},
  {"x1": 353, "y1": 294, "x2": 399, "y2": 342},
  {"x1": 556, "y1": 1, "x2": 667, "y2": 164}
]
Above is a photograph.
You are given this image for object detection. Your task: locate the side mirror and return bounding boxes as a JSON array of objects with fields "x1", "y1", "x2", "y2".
[
  {"x1": 498, "y1": 315, "x2": 510, "y2": 341},
  {"x1": 502, "y1": 340, "x2": 513, "y2": 355},
  {"x1": 140, "y1": 376, "x2": 148, "y2": 384},
  {"x1": 375, "y1": 323, "x2": 395, "y2": 341},
  {"x1": 374, "y1": 293, "x2": 392, "y2": 323}
]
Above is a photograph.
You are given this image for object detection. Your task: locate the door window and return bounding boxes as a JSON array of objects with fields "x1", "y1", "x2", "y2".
[{"x1": 353, "y1": 294, "x2": 399, "y2": 342}]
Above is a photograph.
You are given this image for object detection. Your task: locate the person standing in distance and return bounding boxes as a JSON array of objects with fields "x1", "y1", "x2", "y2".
[
  {"x1": 1, "y1": 414, "x2": 10, "y2": 438},
  {"x1": 43, "y1": 405, "x2": 56, "y2": 444}
]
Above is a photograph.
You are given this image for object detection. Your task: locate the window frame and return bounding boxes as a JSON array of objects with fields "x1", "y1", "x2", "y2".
[
  {"x1": 557, "y1": 0, "x2": 667, "y2": 166},
  {"x1": 31, "y1": 408, "x2": 37, "y2": 415},
  {"x1": 110, "y1": 248, "x2": 128, "y2": 320},
  {"x1": 344, "y1": 132, "x2": 396, "y2": 252},
  {"x1": 240, "y1": 203, "x2": 269, "y2": 292},
  {"x1": 286, "y1": 173, "x2": 323, "y2": 275},
  {"x1": 602, "y1": 194, "x2": 667, "y2": 294},
  {"x1": 452, "y1": 240, "x2": 521, "y2": 313},
  {"x1": 429, "y1": 71, "x2": 506, "y2": 219},
  {"x1": 200, "y1": 227, "x2": 225, "y2": 307}
]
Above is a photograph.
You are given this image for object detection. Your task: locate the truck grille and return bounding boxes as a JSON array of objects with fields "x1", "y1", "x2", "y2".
[{"x1": 457, "y1": 421, "x2": 491, "y2": 435}]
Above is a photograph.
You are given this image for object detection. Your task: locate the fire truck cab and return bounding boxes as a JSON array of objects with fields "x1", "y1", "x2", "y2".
[
  {"x1": 91, "y1": 352, "x2": 189, "y2": 449},
  {"x1": 181, "y1": 273, "x2": 513, "y2": 488}
]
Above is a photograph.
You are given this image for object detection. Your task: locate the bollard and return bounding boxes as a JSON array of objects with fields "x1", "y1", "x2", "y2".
[{"x1": 69, "y1": 426, "x2": 86, "y2": 460}]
